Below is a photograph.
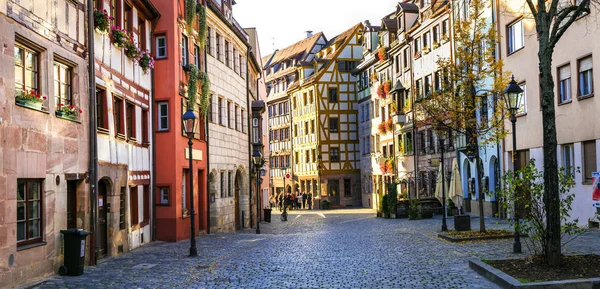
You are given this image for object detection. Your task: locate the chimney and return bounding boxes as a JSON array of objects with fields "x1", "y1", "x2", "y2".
[{"x1": 306, "y1": 30, "x2": 313, "y2": 38}]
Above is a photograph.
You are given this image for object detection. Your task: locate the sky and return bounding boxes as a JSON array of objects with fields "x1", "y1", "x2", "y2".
[{"x1": 233, "y1": 0, "x2": 399, "y2": 59}]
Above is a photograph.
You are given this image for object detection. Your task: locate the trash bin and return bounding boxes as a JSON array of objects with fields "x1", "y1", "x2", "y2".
[
  {"x1": 263, "y1": 208, "x2": 272, "y2": 223},
  {"x1": 60, "y1": 229, "x2": 89, "y2": 276}
]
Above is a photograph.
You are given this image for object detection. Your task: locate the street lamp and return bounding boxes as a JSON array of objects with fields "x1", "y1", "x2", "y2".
[
  {"x1": 503, "y1": 75, "x2": 524, "y2": 254},
  {"x1": 437, "y1": 124, "x2": 448, "y2": 232},
  {"x1": 182, "y1": 109, "x2": 198, "y2": 257},
  {"x1": 252, "y1": 149, "x2": 264, "y2": 234},
  {"x1": 281, "y1": 165, "x2": 289, "y2": 221}
]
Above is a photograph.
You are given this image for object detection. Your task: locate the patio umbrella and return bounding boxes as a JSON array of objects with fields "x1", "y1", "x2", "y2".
[
  {"x1": 448, "y1": 158, "x2": 463, "y2": 213},
  {"x1": 434, "y1": 163, "x2": 448, "y2": 203}
]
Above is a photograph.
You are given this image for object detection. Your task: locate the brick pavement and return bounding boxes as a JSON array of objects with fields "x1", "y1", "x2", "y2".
[{"x1": 33, "y1": 208, "x2": 600, "y2": 289}]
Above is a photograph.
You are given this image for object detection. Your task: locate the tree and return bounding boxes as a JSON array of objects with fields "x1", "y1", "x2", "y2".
[
  {"x1": 416, "y1": 0, "x2": 510, "y2": 231},
  {"x1": 522, "y1": 0, "x2": 592, "y2": 265}
]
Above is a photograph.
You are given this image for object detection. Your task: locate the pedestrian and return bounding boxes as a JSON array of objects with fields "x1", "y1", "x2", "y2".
[
  {"x1": 269, "y1": 195, "x2": 275, "y2": 209},
  {"x1": 302, "y1": 192, "x2": 307, "y2": 209},
  {"x1": 296, "y1": 192, "x2": 301, "y2": 209},
  {"x1": 278, "y1": 194, "x2": 283, "y2": 212},
  {"x1": 289, "y1": 193, "x2": 294, "y2": 211},
  {"x1": 307, "y1": 193, "x2": 313, "y2": 210}
]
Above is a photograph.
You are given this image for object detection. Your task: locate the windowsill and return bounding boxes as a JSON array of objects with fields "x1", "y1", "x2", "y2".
[
  {"x1": 157, "y1": 202, "x2": 170, "y2": 206},
  {"x1": 140, "y1": 220, "x2": 150, "y2": 227},
  {"x1": 15, "y1": 102, "x2": 49, "y2": 114},
  {"x1": 507, "y1": 47, "x2": 525, "y2": 56},
  {"x1": 577, "y1": 93, "x2": 594, "y2": 100},
  {"x1": 56, "y1": 113, "x2": 81, "y2": 123},
  {"x1": 583, "y1": 181, "x2": 593, "y2": 185},
  {"x1": 98, "y1": 127, "x2": 110, "y2": 135},
  {"x1": 157, "y1": 129, "x2": 170, "y2": 133},
  {"x1": 17, "y1": 241, "x2": 47, "y2": 251},
  {"x1": 127, "y1": 137, "x2": 138, "y2": 144},
  {"x1": 116, "y1": 133, "x2": 127, "y2": 141},
  {"x1": 142, "y1": 141, "x2": 150, "y2": 147},
  {"x1": 558, "y1": 100, "x2": 572, "y2": 106}
]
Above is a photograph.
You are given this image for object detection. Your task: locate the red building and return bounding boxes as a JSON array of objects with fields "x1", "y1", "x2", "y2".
[{"x1": 154, "y1": 0, "x2": 208, "y2": 241}]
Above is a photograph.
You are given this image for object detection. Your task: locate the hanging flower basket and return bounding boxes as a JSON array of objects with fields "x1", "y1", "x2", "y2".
[
  {"x1": 111, "y1": 26, "x2": 129, "y2": 49},
  {"x1": 378, "y1": 122, "x2": 388, "y2": 134},
  {"x1": 377, "y1": 83, "x2": 386, "y2": 98},
  {"x1": 15, "y1": 88, "x2": 45, "y2": 110},
  {"x1": 93, "y1": 9, "x2": 112, "y2": 34},
  {"x1": 138, "y1": 50, "x2": 154, "y2": 74},
  {"x1": 386, "y1": 118, "x2": 393, "y2": 132},
  {"x1": 56, "y1": 104, "x2": 83, "y2": 121},
  {"x1": 124, "y1": 37, "x2": 140, "y2": 60},
  {"x1": 383, "y1": 80, "x2": 392, "y2": 96},
  {"x1": 377, "y1": 46, "x2": 387, "y2": 62}
]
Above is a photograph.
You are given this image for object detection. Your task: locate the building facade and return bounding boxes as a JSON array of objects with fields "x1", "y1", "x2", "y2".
[
  {"x1": 264, "y1": 33, "x2": 326, "y2": 198},
  {"x1": 499, "y1": 0, "x2": 600, "y2": 225},
  {"x1": 289, "y1": 24, "x2": 364, "y2": 208},
  {"x1": 0, "y1": 0, "x2": 89, "y2": 287},
  {"x1": 154, "y1": 0, "x2": 207, "y2": 241},
  {"x1": 94, "y1": 0, "x2": 159, "y2": 256},
  {"x1": 205, "y1": 0, "x2": 251, "y2": 232}
]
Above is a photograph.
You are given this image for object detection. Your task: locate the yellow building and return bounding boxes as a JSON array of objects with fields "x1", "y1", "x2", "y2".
[{"x1": 288, "y1": 24, "x2": 364, "y2": 207}]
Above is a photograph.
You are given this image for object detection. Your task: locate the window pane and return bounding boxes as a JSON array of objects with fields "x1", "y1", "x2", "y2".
[
  {"x1": 25, "y1": 71, "x2": 36, "y2": 89},
  {"x1": 18, "y1": 182, "x2": 25, "y2": 201},
  {"x1": 17, "y1": 202, "x2": 25, "y2": 221},
  {"x1": 29, "y1": 201, "x2": 40, "y2": 219},
  {"x1": 15, "y1": 47, "x2": 23, "y2": 65},
  {"x1": 29, "y1": 219, "x2": 40, "y2": 238},
  {"x1": 17, "y1": 222, "x2": 26, "y2": 241},
  {"x1": 26, "y1": 51, "x2": 36, "y2": 70},
  {"x1": 29, "y1": 182, "x2": 40, "y2": 200}
]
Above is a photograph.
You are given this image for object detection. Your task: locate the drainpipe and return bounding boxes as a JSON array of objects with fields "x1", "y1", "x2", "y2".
[
  {"x1": 204, "y1": 0, "x2": 211, "y2": 235},
  {"x1": 86, "y1": 0, "x2": 98, "y2": 266},
  {"x1": 246, "y1": 50, "x2": 252, "y2": 228},
  {"x1": 409, "y1": 39, "x2": 418, "y2": 200},
  {"x1": 150, "y1": 14, "x2": 160, "y2": 242}
]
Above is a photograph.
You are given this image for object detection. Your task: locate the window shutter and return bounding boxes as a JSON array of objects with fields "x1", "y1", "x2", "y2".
[
  {"x1": 579, "y1": 57, "x2": 593, "y2": 72},
  {"x1": 559, "y1": 65, "x2": 571, "y2": 80},
  {"x1": 584, "y1": 141, "x2": 597, "y2": 180}
]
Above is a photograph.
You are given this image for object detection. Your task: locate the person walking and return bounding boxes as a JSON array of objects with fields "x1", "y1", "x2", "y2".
[
  {"x1": 278, "y1": 193, "x2": 283, "y2": 212},
  {"x1": 302, "y1": 192, "x2": 307, "y2": 209},
  {"x1": 307, "y1": 193, "x2": 313, "y2": 210}
]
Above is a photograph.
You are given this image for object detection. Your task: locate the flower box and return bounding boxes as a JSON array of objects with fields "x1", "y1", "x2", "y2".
[
  {"x1": 15, "y1": 89, "x2": 46, "y2": 110},
  {"x1": 16, "y1": 97, "x2": 43, "y2": 110},
  {"x1": 56, "y1": 104, "x2": 82, "y2": 122},
  {"x1": 94, "y1": 9, "x2": 112, "y2": 34}
]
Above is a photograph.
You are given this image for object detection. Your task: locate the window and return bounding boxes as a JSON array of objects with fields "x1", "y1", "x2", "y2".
[
  {"x1": 241, "y1": 109, "x2": 247, "y2": 133},
  {"x1": 225, "y1": 41, "x2": 230, "y2": 67},
  {"x1": 54, "y1": 62, "x2": 72, "y2": 107},
  {"x1": 233, "y1": 48, "x2": 238, "y2": 72},
  {"x1": 328, "y1": 179, "x2": 339, "y2": 196},
  {"x1": 227, "y1": 101, "x2": 232, "y2": 128},
  {"x1": 434, "y1": 71, "x2": 441, "y2": 92},
  {"x1": 156, "y1": 35, "x2": 167, "y2": 59},
  {"x1": 216, "y1": 33, "x2": 222, "y2": 60},
  {"x1": 329, "y1": 117, "x2": 339, "y2": 133},
  {"x1": 583, "y1": 140, "x2": 597, "y2": 183},
  {"x1": 17, "y1": 179, "x2": 43, "y2": 245},
  {"x1": 578, "y1": 56, "x2": 593, "y2": 97},
  {"x1": 159, "y1": 186, "x2": 170, "y2": 205},
  {"x1": 124, "y1": 3, "x2": 132, "y2": 31},
  {"x1": 423, "y1": 32, "x2": 429, "y2": 49},
  {"x1": 414, "y1": 38, "x2": 420, "y2": 53},
  {"x1": 138, "y1": 17, "x2": 147, "y2": 50},
  {"x1": 442, "y1": 20, "x2": 449, "y2": 37},
  {"x1": 218, "y1": 97, "x2": 225, "y2": 125},
  {"x1": 344, "y1": 179, "x2": 351, "y2": 197},
  {"x1": 14, "y1": 44, "x2": 40, "y2": 97},
  {"x1": 110, "y1": 0, "x2": 121, "y2": 27},
  {"x1": 562, "y1": 144, "x2": 574, "y2": 177},
  {"x1": 228, "y1": 171, "x2": 233, "y2": 197},
  {"x1": 126, "y1": 102, "x2": 136, "y2": 140},
  {"x1": 220, "y1": 172, "x2": 225, "y2": 198},
  {"x1": 235, "y1": 105, "x2": 239, "y2": 130},
  {"x1": 558, "y1": 64, "x2": 572, "y2": 103},
  {"x1": 181, "y1": 34, "x2": 188, "y2": 67},
  {"x1": 328, "y1": 87, "x2": 338, "y2": 103},
  {"x1": 330, "y1": 148, "x2": 340, "y2": 162},
  {"x1": 130, "y1": 186, "x2": 139, "y2": 226},
  {"x1": 114, "y1": 96, "x2": 125, "y2": 136},
  {"x1": 97, "y1": 88, "x2": 108, "y2": 130},
  {"x1": 403, "y1": 48, "x2": 409, "y2": 69},
  {"x1": 119, "y1": 187, "x2": 126, "y2": 229},
  {"x1": 424, "y1": 75, "x2": 432, "y2": 96},
  {"x1": 207, "y1": 27, "x2": 212, "y2": 55},
  {"x1": 415, "y1": 79, "x2": 423, "y2": 99},
  {"x1": 67, "y1": 181, "x2": 77, "y2": 229},
  {"x1": 238, "y1": 54, "x2": 243, "y2": 76},
  {"x1": 157, "y1": 101, "x2": 169, "y2": 131},
  {"x1": 507, "y1": 19, "x2": 524, "y2": 54},
  {"x1": 142, "y1": 109, "x2": 149, "y2": 143},
  {"x1": 194, "y1": 44, "x2": 200, "y2": 68},
  {"x1": 433, "y1": 25, "x2": 440, "y2": 43},
  {"x1": 518, "y1": 83, "x2": 527, "y2": 114}
]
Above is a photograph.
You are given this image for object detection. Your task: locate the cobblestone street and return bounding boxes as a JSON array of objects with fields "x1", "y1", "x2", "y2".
[{"x1": 35, "y1": 209, "x2": 600, "y2": 289}]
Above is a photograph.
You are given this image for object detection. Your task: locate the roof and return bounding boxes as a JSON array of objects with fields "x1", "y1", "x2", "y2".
[
  {"x1": 382, "y1": 18, "x2": 398, "y2": 31},
  {"x1": 265, "y1": 32, "x2": 325, "y2": 68},
  {"x1": 397, "y1": 2, "x2": 420, "y2": 13},
  {"x1": 319, "y1": 23, "x2": 362, "y2": 60}
]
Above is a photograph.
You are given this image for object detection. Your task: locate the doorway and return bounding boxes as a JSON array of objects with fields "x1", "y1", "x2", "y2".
[
  {"x1": 97, "y1": 179, "x2": 109, "y2": 259},
  {"x1": 67, "y1": 181, "x2": 78, "y2": 229},
  {"x1": 234, "y1": 172, "x2": 242, "y2": 230}
]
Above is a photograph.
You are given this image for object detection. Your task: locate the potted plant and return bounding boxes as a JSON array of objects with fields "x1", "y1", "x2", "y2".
[
  {"x1": 138, "y1": 50, "x2": 155, "y2": 74},
  {"x1": 377, "y1": 122, "x2": 388, "y2": 134},
  {"x1": 386, "y1": 118, "x2": 393, "y2": 132},
  {"x1": 413, "y1": 51, "x2": 421, "y2": 59},
  {"x1": 15, "y1": 88, "x2": 45, "y2": 110},
  {"x1": 377, "y1": 46, "x2": 387, "y2": 62},
  {"x1": 408, "y1": 199, "x2": 421, "y2": 220},
  {"x1": 111, "y1": 26, "x2": 129, "y2": 49},
  {"x1": 124, "y1": 37, "x2": 140, "y2": 60},
  {"x1": 56, "y1": 104, "x2": 83, "y2": 121},
  {"x1": 377, "y1": 83, "x2": 386, "y2": 98},
  {"x1": 382, "y1": 194, "x2": 390, "y2": 218},
  {"x1": 93, "y1": 9, "x2": 112, "y2": 34},
  {"x1": 423, "y1": 45, "x2": 430, "y2": 55},
  {"x1": 432, "y1": 41, "x2": 440, "y2": 49},
  {"x1": 441, "y1": 34, "x2": 449, "y2": 43},
  {"x1": 383, "y1": 80, "x2": 392, "y2": 96}
]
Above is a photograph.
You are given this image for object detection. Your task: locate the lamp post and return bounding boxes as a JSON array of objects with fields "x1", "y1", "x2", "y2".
[
  {"x1": 503, "y1": 75, "x2": 524, "y2": 254},
  {"x1": 281, "y1": 166, "x2": 288, "y2": 221},
  {"x1": 182, "y1": 109, "x2": 198, "y2": 257},
  {"x1": 438, "y1": 126, "x2": 448, "y2": 231},
  {"x1": 252, "y1": 150, "x2": 264, "y2": 234}
]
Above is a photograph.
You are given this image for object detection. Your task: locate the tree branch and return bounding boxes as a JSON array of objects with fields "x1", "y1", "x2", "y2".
[
  {"x1": 550, "y1": 0, "x2": 591, "y2": 47},
  {"x1": 525, "y1": 0, "x2": 539, "y2": 18}
]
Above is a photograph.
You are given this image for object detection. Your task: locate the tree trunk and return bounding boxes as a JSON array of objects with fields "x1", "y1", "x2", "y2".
[
  {"x1": 538, "y1": 38, "x2": 561, "y2": 266},
  {"x1": 475, "y1": 146, "x2": 485, "y2": 232}
]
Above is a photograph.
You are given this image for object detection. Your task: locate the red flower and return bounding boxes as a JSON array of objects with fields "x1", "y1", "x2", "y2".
[
  {"x1": 30, "y1": 90, "x2": 35, "y2": 94},
  {"x1": 79, "y1": 109, "x2": 83, "y2": 114},
  {"x1": 69, "y1": 105, "x2": 74, "y2": 109},
  {"x1": 43, "y1": 96, "x2": 47, "y2": 100},
  {"x1": 59, "y1": 103, "x2": 64, "y2": 107}
]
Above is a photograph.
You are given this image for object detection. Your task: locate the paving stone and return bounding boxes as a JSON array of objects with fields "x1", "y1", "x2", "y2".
[{"x1": 33, "y1": 209, "x2": 600, "y2": 289}]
